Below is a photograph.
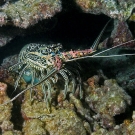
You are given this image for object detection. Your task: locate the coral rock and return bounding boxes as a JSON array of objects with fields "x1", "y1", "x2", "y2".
[
  {"x1": 75, "y1": 0, "x2": 135, "y2": 20},
  {"x1": 23, "y1": 119, "x2": 47, "y2": 135},
  {"x1": 0, "y1": 82, "x2": 12, "y2": 122},
  {"x1": 85, "y1": 78, "x2": 131, "y2": 128},
  {"x1": 0, "y1": 0, "x2": 62, "y2": 28},
  {"x1": 21, "y1": 90, "x2": 87, "y2": 135},
  {"x1": 2, "y1": 130, "x2": 22, "y2": 135},
  {"x1": 44, "y1": 108, "x2": 87, "y2": 135}
]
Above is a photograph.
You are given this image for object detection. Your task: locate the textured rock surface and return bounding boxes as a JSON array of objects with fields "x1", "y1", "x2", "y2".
[
  {"x1": 0, "y1": 0, "x2": 135, "y2": 134},
  {"x1": 0, "y1": 0, "x2": 62, "y2": 47},
  {"x1": 85, "y1": 77, "x2": 131, "y2": 129},
  {"x1": 75, "y1": 0, "x2": 135, "y2": 20},
  {"x1": 21, "y1": 90, "x2": 87, "y2": 135},
  {"x1": 0, "y1": 82, "x2": 22, "y2": 134},
  {"x1": 0, "y1": 0, "x2": 62, "y2": 28},
  {"x1": 23, "y1": 119, "x2": 47, "y2": 135}
]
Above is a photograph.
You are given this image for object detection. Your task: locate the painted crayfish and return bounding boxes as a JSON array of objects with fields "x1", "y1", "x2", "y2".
[
  {"x1": 8, "y1": 42, "x2": 95, "y2": 105},
  {"x1": 3, "y1": 20, "x2": 135, "y2": 107}
]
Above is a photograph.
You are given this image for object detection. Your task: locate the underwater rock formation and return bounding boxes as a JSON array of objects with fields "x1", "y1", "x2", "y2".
[
  {"x1": 0, "y1": 82, "x2": 22, "y2": 134},
  {"x1": 21, "y1": 89, "x2": 87, "y2": 135},
  {"x1": 98, "y1": 19, "x2": 134, "y2": 50},
  {"x1": 110, "y1": 20, "x2": 133, "y2": 46},
  {"x1": 23, "y1": 119, "x2": 47, "y2": 135},
  {"x1": 0, "y1": 1, "x2": 135, "y2": 133},
  {"x1": 0, "y1": 0, "x2": 134, "y2": 49},
  {"x1": 0, "y1": 67, "x2": 9, "y2": 82},
  {"x1": 0, "y1": 82, "x2": 12, "y2": 116},
  {"x1": 123, "y1": 111, "x2": 135, "y2": 134},
  {"x1": 0, "y1": 0, "x2": 62, "y2": 28},
  {"x1": 0, "y1": 0, "x2": 63, "y2": 47},
  {"x1": 75, "y1": 0, "x2": 135, "y2": 20},
  {"x1": 2, "y1": 130, "x2": 22, "y2": 135},
  {"x1": 0, "y1": 32, "x2": 13, "y2": 47},
  {"x1": 116, "y1": 63, "x2": 135, "y2": 93},
  {"x1": 0, "y1": 62, "x2": 134, "y2": 134},
  {"x1": 85, "y1": 76, "x2": 131, "y2": 128},
  {"x1": 0, "y1": 55, "x2": 18, "y2": 84},
  {"x1": 17, "y1": 72, "x2": 132, "y2": 134},
  {"x1": 1, "y1": 55, "x2": 18, "y2": 69}
]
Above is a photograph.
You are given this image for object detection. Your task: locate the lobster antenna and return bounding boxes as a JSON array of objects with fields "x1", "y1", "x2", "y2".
[
  {"x1": 93, "y1": 39, "x2": 135, "y2": 56},
  {"x1": 1, "y1": 67, "x2": 58, "y2": 105},
  {"x1": 91, "y1": 19, "x2": 112, "y2": 51},
  {"x1": 65, "y1": 39, "x2": 135, "y2": 62},
  {"x1": 84, "y1": 53, "x2": 135, "y2": 58}
]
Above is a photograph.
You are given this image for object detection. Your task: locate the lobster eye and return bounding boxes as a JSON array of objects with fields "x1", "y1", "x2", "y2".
[
  {"x1": 24, "y1": 70, "x2": 31, "y2": 76},
  {"x1": 51, "y1": 52, "x2": 55, "y2": 56}
]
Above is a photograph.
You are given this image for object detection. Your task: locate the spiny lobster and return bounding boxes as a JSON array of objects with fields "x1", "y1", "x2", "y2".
[{"x1": 2, "y1": 19, "x2": 135, "y2": 106}]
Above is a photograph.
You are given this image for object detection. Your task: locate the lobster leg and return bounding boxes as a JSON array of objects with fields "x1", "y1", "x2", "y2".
[
  {"x1": 59, "y1": 69, "x2": 69, "y2": 98},
  {"x1": 14, "y1": 64, "x2": 28, "y2": 91},
  {"x1": 2, "y1": 67, "x2": 58, "y2": 105},
  {"x1": 9, "y1": 62, "x2": 22, "y2": 71},
  {"x1": 40, "y1": 69, "x2": 54, "y2": 109},
  {"x1": 49, "y1": 74, "x2": 58, "y2": 83},
  {"x1": 40, "y1": 70, "x2": 52, "y2": 103},
  {"x1": 91, "y1": 19, "x2": 111, "y2": 51},
  {"x1": 30, "y1": 68, "x2": 36, "y2": 100},
  {"x1": 46, "y1": 80, "x2": 52, "y2": 104},
  {"x1": 41, "y1": 83, "x2": 47, "y2": 102},
  {"x1": 63, "y1": 68, "x2": 76, "y2": 94},
  {"x1": 41, "y1": 82, "x2": 50, "y2": 110},
  {"x1": 74, "y1": 69, "x2": 83, "y2": 99}
]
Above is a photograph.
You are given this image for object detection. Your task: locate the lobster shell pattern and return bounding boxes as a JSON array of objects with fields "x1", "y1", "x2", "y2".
[{"x1": 10, "y1": 43, "x2": 93, "y2": 105}]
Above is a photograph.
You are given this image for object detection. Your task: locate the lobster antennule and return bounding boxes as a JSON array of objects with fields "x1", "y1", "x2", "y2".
[
  {"x1": 62, "y1": 19, "x2": 112, "y2": 62},
  {"x1": 91, "y1": 19, "x2": 112, "y2": 51}
]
